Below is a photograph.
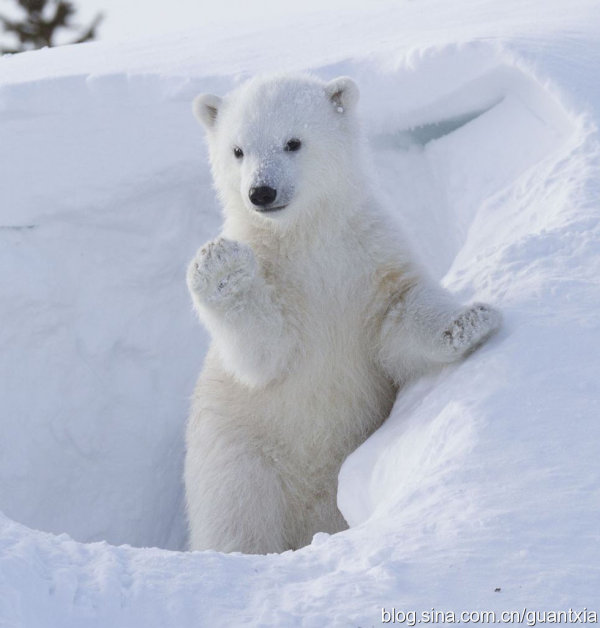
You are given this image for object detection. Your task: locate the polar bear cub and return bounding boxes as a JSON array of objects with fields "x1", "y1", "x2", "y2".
[{"x1": 184, "y1": 73, "x2": 500, "y2": 554}]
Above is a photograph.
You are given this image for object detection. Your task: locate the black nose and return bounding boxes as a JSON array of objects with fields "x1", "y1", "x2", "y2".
[{"x1": 249, "y1": 186, "x2": 277, "y2": 207}]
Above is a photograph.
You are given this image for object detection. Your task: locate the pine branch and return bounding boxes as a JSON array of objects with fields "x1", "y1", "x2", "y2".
[
  {"x1": 0, "y1": 0, "x2": 103, "y2": 53},
  {"x1": 18, "y1": 0, "x2": 48, "y2": 14},
  {"x1": 71, "y1": 12, "x2": 103, "y2": 44}
]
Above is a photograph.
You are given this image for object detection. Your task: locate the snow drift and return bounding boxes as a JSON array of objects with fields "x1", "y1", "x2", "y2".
[{"x1": 1, "y1": 1, "x2": 600, "y2": 625}]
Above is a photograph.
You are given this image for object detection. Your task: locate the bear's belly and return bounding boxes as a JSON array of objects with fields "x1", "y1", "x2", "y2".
[{"x1": 198, "y1": 345, "x2": 396, "y2": 468}]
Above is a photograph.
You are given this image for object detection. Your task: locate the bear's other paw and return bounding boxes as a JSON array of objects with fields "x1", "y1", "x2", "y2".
[
  {"x1": 187, "y1": 238, "x2": 257, "y2": 306},
  {"x1": 440, "y1": 303, "x2": 501, "y2": 360}
]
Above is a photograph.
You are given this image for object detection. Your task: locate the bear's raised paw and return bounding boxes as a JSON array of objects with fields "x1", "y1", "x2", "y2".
[{"x1": 187, "y1": 238, "x2": 257, "y2": 305}]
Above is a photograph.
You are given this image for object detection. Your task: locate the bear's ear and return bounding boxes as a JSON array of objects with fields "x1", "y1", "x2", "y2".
[
  {"x1": 325, "y1": 77, "x2": 360, "y2": 114},
  {"x1": 192, "y1": 93, "x2": 222, "y2": 129}
]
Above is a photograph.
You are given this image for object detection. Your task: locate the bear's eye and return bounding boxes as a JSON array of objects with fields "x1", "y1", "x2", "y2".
[
  {"x1": 233, "y1": 146, "x2": 244, "y2": 159},
  {"x1": 284, "y1": 138, "x2": 302, "y2": 152}
]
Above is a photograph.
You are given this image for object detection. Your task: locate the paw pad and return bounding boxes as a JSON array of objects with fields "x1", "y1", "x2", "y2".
[
  {"x1": 443, "y1": 303, "x2": 501, "y2": 355},
  {"x1": 188, "y1": 238, "x2": 257, "y2": 304}
]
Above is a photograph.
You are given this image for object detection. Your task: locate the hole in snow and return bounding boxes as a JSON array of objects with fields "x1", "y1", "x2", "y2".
[
  {"x1": 363, "y1": 58, "x2": 575, "y2": 279},
  {"x1": 372, "y1": 102, "x2": 500, "y2": 150},
  {"x1": 0, "y1": 45, "x2": 577, "y2": 552}
]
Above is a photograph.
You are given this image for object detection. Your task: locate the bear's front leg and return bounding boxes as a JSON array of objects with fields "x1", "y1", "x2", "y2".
[
  {"x1": 187, "y1": 237, "x2": 295, "y2": 387},
  {"x1": 378, "y1": 281, "x2": 501, "y2": 381},
  {"x1": 185, "y1": 407, "x2": 289, "y2": 554}
]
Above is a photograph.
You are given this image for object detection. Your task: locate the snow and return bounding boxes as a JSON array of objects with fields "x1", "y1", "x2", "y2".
[{"x1": 1, "y1": 0, "x2": 600, "y2": 625}]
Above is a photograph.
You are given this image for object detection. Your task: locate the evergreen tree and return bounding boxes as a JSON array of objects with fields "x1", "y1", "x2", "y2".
[{"x1": 0, "y1": 0, "x2": 103, "y2": 54}]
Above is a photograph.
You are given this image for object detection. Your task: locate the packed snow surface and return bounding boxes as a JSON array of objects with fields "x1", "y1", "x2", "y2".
[{"x1": 1, "y1": 0, "x2": 600, "y2": 626}]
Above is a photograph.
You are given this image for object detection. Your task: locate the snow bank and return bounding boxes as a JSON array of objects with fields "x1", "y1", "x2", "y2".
[{"x1": 1, "y1": 1, "x2": 600, "y2": 625}]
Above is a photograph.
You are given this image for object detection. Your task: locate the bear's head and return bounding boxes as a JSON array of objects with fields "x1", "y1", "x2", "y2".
[{"x1": 193, "y1": 74, "x2": 361, "y2": 232}]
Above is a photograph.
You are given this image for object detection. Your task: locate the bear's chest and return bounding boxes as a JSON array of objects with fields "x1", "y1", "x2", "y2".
[{"x1": 263, "y1": 244, "x2": 376, "y2": 335}]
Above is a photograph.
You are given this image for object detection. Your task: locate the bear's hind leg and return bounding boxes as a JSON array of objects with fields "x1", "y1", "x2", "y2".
[{"x1": 185, "y1": 416, "x2": 288, "y2": 554}]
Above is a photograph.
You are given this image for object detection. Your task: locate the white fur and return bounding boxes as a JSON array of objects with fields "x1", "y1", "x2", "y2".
[{"x1": 185, "y1": 73, "x2": 501, "y2": 554}]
